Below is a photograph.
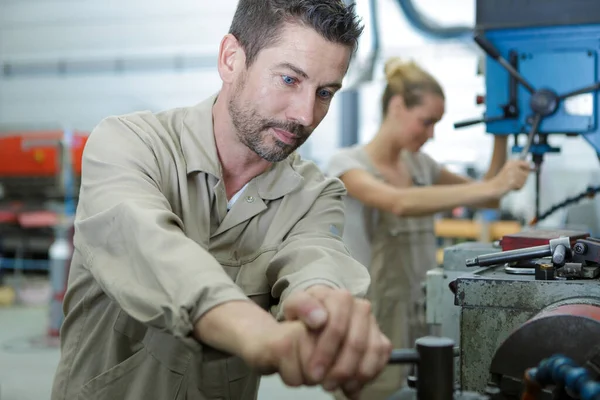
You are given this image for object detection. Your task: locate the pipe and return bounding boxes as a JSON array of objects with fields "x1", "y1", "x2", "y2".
[
  {"x1": 339, "y1": 0, "x2": 381, "y2": 147},
  {"x1": 395, "y1": 0, "x2": 472, "y2": 41}
]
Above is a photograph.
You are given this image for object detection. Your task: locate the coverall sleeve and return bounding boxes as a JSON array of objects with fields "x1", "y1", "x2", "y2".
[
  {"x1": 267, "y1": 178, "x2": 371, "y2": 320},
  {"x1": 75, "y1": 116, "x2": 249, "y2": 348}
]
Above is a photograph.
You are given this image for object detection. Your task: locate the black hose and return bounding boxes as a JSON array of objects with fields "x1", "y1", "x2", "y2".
[{"x1": 529, "y1": 185, "x2": 600, "y2": 225}]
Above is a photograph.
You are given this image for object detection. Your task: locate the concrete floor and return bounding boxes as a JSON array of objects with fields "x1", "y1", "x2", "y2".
[{"x1": 0, "y1": 305, "x2": 333, "y2": 400}]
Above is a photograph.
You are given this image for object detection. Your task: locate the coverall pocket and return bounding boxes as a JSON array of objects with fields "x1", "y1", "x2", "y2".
[
  {"x1": 235, "y1": 250, "x2": 276, "y2": 310},
  {"x1": 77, "y1": 347, "x2": 185, "y2": 400}
]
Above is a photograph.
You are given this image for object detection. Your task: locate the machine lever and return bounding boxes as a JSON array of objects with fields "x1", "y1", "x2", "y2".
[
  {"x1": 474, "y1": 34, "x2": 536, "y2": 94},
  {"x1": 388, "y1": 346, "x2": 460, "y2": 364},
  {"x1": 453, "y1": 114, "x2": 511, "y2": 129},
  {"x1": 519, "y1": 113, "x2": 542, "y2": 160},
  {"x1": 466, "y1": 244, "x2": 551, "y2": 267},
  {"x1": 466, "y1": 237, "x2": 573, "y2": 268},
  {"x1": 558, "y1": 81, "x2": 600, "y2": 100}
]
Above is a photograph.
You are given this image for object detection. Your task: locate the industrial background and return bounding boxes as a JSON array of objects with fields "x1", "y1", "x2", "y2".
[{"x1": 2, "y1": 0, "x2": 600, "y2": 399}]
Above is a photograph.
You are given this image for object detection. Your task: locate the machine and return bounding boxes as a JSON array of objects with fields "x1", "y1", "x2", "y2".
[
  {"x1": 455, "y1": 0, "x2": 600, "y2": 224},
  {"x1": 384, "y1": 2, "x2": 600, "y2": 399},
  {"x1": 392, "y1": 229, "x2": 600, "y2": 400},
  {"x1": 0, "y1": 129, "x2": 86, "y2": 262},
  {"x1": 455, "y1": 229, "x2": 600, "y2": 399}
]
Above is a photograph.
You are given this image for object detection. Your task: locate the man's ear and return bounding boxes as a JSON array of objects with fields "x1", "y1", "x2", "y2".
[{"x1": 217, "y1": 34, "x2": 246, "y2": 84}]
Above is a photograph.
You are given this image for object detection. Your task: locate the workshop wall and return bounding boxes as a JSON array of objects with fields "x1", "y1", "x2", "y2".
[
  {"x1": 1, "y1": 0, "x2": 598, "y2": 229},
  {"x1": 0, "y1": 0, "x2": 231, "y2": 129}
]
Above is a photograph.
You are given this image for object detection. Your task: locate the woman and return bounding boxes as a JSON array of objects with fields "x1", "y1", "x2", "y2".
[{"x1": 327, "y1": 58, "x2": 530, "y2": 399}]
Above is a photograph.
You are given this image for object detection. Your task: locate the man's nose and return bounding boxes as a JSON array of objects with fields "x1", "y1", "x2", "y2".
[{"x1": 288, "y1": 93, "x2": 316, "y2": 127}]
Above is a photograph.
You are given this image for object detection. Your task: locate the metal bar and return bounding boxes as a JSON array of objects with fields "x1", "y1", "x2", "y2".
[
  {"x1": 416, "y1": 337, "x2": 455, "y2": 400},
  {"x1": 388, "y1": 346, "x2": 460, "y2": 364},
  {"x1": 466, "y1": 244, "x2": 551, "y2": 267},
  {"x1": 559, "y1": 82, "x2": 600, "y2": 100},
  {"x1": 389, "y1": 349, "x2": 419, "y2": 364}
]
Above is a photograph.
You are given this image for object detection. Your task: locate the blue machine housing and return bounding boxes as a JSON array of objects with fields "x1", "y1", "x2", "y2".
[{"x1": 475, "y1": 0, "x2": 600, "y2": 156}]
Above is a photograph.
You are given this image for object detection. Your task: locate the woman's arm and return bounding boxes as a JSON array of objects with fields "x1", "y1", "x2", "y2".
[
  {"x1": 339, "y1": 168, "x2": 505, "y2": 217},
  {"x1": 339, "y1": 157, "x2": 530, "y2": 217},
  {"x1": 436, "y1": 136, "x2": 509, "y2": 186},
  {"x1": 434, "y1": 136, "x2": 510, "y2": 208},
  {"x1": 483, "y1": 136, "x2": 508, "y2": 180}
]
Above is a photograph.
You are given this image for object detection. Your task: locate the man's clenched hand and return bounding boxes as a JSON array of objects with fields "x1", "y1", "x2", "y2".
[{"x1": 283, "y1": 285, "x2": 392, "y2": 399}]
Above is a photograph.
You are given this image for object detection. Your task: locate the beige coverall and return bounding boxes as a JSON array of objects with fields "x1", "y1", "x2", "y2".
[
  {"x1": 328, "y1": 145, "x2": 441, "y2": 400},
  {"x1": 51, "y1": 94, "x2": 370, "y2": 400}
]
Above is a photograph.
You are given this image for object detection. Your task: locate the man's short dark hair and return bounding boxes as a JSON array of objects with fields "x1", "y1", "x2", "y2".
[{"x1": 229, "y1": 0, "x2": 364, "y2": 67}]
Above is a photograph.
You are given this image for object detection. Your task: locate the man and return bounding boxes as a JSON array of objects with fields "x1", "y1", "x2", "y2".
[{"x1": 51, "y1": 1, "x2": 392, "y2": 400}]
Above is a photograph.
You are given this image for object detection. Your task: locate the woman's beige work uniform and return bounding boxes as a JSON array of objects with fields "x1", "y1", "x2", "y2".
[
  {"x1": 50, "y1": 94, "x2": 370, "y2": 400},
  {"x1": 327, "y1": 145, "x2": 441, "y2": 400}
]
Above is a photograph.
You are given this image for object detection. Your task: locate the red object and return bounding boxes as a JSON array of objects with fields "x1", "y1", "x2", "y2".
[
  {"x1": 17, "y1": 211, "x2": 59, "y2": 228},
  {"x1": 0, "y1": 131, "x2": 88, "y2": 177},
  {"x1": 500, "y1": 229, "x2": 589, "y2": 251},
  {"x1": 476, "y1": 95, "x2": 485, "y2": 105},
  {"x1": 529, "y1": 303, "x2": 600, "y2": 324},
  {"x1": 0, "y1": 210, "x2": 18, "y2": 224}
]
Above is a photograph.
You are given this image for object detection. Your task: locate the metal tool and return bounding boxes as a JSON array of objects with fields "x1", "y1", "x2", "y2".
[{"x1": 465, "y1": 236, "x2": 572, "y2": 268}]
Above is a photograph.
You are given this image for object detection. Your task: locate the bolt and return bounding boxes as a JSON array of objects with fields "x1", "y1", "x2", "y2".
[{"x1": 574, "y1": 243, "x2": 587, "y2": 255}]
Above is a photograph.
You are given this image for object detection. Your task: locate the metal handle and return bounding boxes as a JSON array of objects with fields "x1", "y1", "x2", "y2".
[
  {"x1": 453, "y1": 114, "x2": 511, "y2": 129},
  {"x1": 474, "y1": 33, "x2": 535, "y2": 94},
  {"x1": 558, "y1": 81, "x2": 600, "y2": 100},
  {"x1": 519, "y1": 113, "x2": 542, "y2": 160},
  {"x1": 388, "y1": 346, "x2": 460, "y2": 364},
  {"x1": 466, "y1": 244, "x2": 551, "y2": 267}
]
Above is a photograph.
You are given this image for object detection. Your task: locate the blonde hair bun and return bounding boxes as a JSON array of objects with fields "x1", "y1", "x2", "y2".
[{"x1": 384, "y1": 57, "x2": 420, "y2": 83}]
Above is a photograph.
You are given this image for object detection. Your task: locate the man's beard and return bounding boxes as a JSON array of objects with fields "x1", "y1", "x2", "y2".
[{"x1": 228, "y1": 79, "x2": 310, "y2": 163}]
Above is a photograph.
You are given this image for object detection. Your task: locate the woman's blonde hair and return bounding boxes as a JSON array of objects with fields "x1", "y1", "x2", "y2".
[{"x1": 381, "y1": 57, "x2": 444, "y2": 117}]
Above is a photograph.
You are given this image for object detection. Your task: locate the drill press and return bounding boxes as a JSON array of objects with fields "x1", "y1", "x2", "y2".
[{"x1": 455, "y1": 0, "x2": 600, "y2": 224}]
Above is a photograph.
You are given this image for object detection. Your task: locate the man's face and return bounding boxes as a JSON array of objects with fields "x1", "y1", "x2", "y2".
[{"x1": 228, "y1": 23, "x2": 351, "y2": 162}]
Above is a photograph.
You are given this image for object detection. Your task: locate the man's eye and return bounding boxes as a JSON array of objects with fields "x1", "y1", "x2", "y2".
[
  {"x1": 318, "y1": 89, "x2": 333, "y2": 99},
  {"x1": 282, "y1": 75, "x2": 296, "y2": 85}
]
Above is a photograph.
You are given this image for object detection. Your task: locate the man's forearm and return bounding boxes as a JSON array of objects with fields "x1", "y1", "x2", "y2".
[{"x1": 194, "y1": 300, "x2": 279, "y2": 358}]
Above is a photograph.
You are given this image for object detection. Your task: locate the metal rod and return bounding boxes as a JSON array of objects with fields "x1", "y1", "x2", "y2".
[
  {"x1": 558, "y1": 82, "x2": 600, "y2": 100},
  {"x1": 388, "y1": 346, "x2": 460, "y2": 364},
  {"x1": 389, "y1": 349, "x2": 420, "y2": 364},
  {"x1": 534, "y1": 157, "x2": 542, "y2": 220},
  {"x1": 508, "y1": 51, "x2": 518, "y2": 104},
  {"x1": 474, "y1": 34, "x2": 536, "y2": 94},
  {"x1": 453, "y1": 114, "x2": 508, "y2": 129},
  {"x1": 466, "y1": 245, "x2": 551, "y2": 267},
  {"x1": 519, "y1": 113, "x2": 542, "y2": 160},
  {"x1": 416, "y1": 337, "x2": 455, "y2": 400}
]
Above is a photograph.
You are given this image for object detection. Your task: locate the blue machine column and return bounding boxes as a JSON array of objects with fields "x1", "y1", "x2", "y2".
[{"x1": 454, "y1": 0, "x2": 600, "y2": 223}]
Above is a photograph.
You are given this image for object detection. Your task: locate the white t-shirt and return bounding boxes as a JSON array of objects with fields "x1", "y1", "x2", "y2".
[{"x1": 227, "y1": 182, "x2": 250, "y2": 211}]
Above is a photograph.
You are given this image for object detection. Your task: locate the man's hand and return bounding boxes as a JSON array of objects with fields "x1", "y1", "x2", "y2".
[
  {"x1": 195, "y1": 300, "x2": 319, "y2": 387},
  {"x1": 239, "y1": 319, "x2": 319, "y2": 386},
  {"x1": 283, "y1": 285, "x2": 392, "y2": 399}
]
